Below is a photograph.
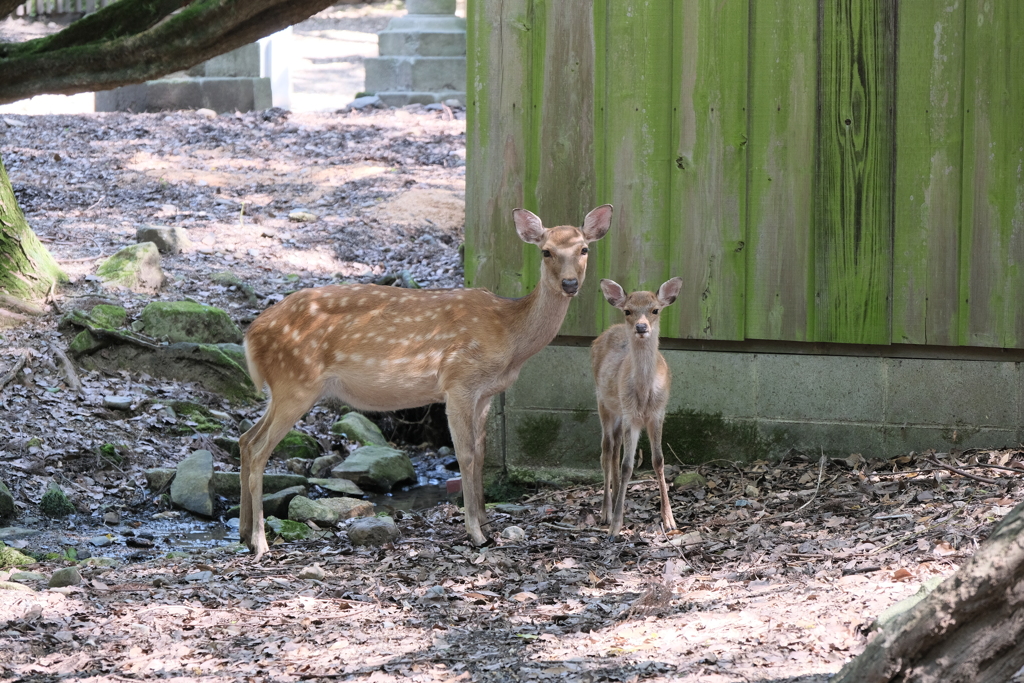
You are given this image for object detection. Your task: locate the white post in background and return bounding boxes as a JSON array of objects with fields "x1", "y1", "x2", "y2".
[{"x1": 260, "y1": 27, "x2": 293, "y2": 110}]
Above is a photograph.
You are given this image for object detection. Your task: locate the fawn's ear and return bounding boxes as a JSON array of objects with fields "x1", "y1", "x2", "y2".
[
  {"x1": 513, "y1": 208, "x2": 545, "y2": 245},
  {"x1": 581, "y1": 204, "x2": 613, "y2": 243},
  {"x1": 600, "y1": 279, "x2": 627, "y2": 308},
  {"x1": 657, "y1": 277, "x2": 684, "y2": 307}
]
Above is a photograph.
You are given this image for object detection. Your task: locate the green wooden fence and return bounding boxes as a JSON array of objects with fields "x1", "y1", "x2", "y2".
[{"x1": 465, "y1": 0, "x2": 1024, "y2": 349}]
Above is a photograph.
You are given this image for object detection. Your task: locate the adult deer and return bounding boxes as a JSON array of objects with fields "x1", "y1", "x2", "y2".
[
  {"x1": 592, "y1": 277, "x2": 683, "y2": 538},
  {"x1": 239, "y1": 205, "x2": 613, "y2": 558}
]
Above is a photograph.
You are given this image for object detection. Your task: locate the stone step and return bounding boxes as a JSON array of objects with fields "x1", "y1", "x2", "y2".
[{"x1": 365, "y1": 56, "x2": 466, "y2": 95}]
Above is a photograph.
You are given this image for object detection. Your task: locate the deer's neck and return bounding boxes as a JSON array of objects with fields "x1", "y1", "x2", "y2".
[
  {"x1": 628, "y1": 331, "x2": 661, "y2": 388},
  {"x1": 506, "y1": 284, "x2": 572, "y2": 366}
]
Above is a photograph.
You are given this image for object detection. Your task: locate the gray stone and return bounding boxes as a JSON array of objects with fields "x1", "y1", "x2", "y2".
[
  {"x1": 287, "y1": 496, "x2": 339, "y2": 525},
  {"x1": 407, "y1": 0, "x2": 455, "y2": 13},
  {"x1": 136, "y1": 225, "x2": 191, "y2": 254},
  {"x1": 288, "y1": 209, "x2": 318, "y2": 222},
  {"x1": 0, "y1": 581, "x2": 33, "y2": 592},
  {"x1": 309, "y1": 453, "x2": 345, "y2": 479},
  {"x1": 298, "y1": 564, "x2": 326, "y2": 581},
  {"x1": 102, "y1": 395, "x2": 133, "y2": 411},
  {"x1": 262, "y1": 485, "x2": 308, "y2": 519},
  {"x1": 210, "y1": 472, "x2": 308, "y2": 502},
  {"x1": 10, "y1": 571, "x2": 46, "y2": 583},
  {"x1": 88, "y1": 535, "x2": 113, "y2": 547},
  {"x1": 170, "y1": 450, "x2": 214, "y2": 517},
  {"x1": 0, "y1": 480, "x2": 14, "y2": 518},
  {"x1": 364, "y1": 57, "x2": 466, "y2": 94},
  {"x1": 346, "y1": 95, "x2": 382, "y2": 110},
  {"x1": 500, "y1": 526, "x2": 526, "y2": 542},
  {"x1": 331, "y1": 412, "x2": 388, "y2": 447},
  {"x1": 331, "y1": 446, "x2": 416, "y2": 491},
  {"x1": 187, "y1": 43, "x2": 261, "y2": 78},
  {"x1": 318, "y1": 497, "x2": 374, "y2": 520},
  {"x1": 347, "y1": 516, "x2": 400, "y2": 546},
  {"x1": 48, "y1": 567, "x2": 83, "y2": 588},
  {"x1": 0, "y1": 527, "x2": 40, "y2": 541},
  {"x1": 95, "y1": 76, "x2": 272, "y2": 115},
  {"x1": 97, "y1": 242, "x2": 166, "y2": 293},
  {"x1": 140, "y1": 301, "x2": 243, "y2": 344},
  {"x1": 308, "y1": 477, "x2": 364, "y2": 497},
  {"x1": 144, "y1": 468, "x2": 176, "y2": 492}
]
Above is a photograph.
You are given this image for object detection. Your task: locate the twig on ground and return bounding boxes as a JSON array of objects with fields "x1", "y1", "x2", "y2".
[
  {"x1": 52, "y1": 345, "x2": 82, "y2": 394},
  {"x1": 0, "y1": 348, "x2": 31, "y2": 392},
  {"x1": 927, "y1": 455, "x2": 1002, "y2": 485}
]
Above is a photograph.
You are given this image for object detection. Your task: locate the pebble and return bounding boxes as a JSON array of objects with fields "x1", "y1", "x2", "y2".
[
  {"x1": 298, "y1": 564, "x2": 326, "y2": 581},
  {"x1": 500, "y1": 525, "x2": 527, "y2": 542},
  {"x1": 89, "y1": 535, "x2": 113, "y2": 547}
]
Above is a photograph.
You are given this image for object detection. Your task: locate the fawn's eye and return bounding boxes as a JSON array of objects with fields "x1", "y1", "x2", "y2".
[
  {"x1": 581, "y1": 247, "x2": 589, "y2": 255},
  {"x1": 624, "y1": 310, "x2": 632, "y2": 316},
  {"x1": 542, "y1": 249, "x2": 552, "y2": 257},
  {"x1": 653, "y1": 309, "x2": 659, "y2": 315}
]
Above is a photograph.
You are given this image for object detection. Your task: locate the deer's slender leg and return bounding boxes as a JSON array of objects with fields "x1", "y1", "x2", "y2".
[
  {"x1": 240, "y1": 388, "x2": 319, "y2": 559},
  {"x1": 647, "y1": 414, "x2": 676, "y2": 531},
  {"x1": 446, "y1": 392, "x2": 488, "y2": 545},
  {"x1": 609, "y1": 422, "x2": 641, "y2": 538}
]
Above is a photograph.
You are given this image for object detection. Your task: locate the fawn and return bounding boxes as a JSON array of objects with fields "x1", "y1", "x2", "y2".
[
  {"x1": 591, "y1": 277, "x2": 683, "y2": 538},
  {"x1": 238, "y1": 205, "x2": 613, "y2": 558}
]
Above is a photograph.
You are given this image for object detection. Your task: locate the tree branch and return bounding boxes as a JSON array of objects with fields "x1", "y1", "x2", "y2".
[{"x1": 0, "y1": 0, "x2": 337, "y2": 105}]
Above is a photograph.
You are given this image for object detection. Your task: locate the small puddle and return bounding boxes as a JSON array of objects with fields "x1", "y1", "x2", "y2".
[{"x1": 366, "y1": 480, "x2": 457, "y2": 513}]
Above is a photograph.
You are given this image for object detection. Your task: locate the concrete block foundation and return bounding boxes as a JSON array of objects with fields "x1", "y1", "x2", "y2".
[{"x1": 485, "y1": 340, "x2": 1024, "y2": 476}]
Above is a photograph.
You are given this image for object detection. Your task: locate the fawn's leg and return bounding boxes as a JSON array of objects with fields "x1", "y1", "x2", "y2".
[
  {"x1": 647, "y1": 416, "x2": 676, "y2": 531},
  {"x1": 597, "y1": 404, "x2": 621, "y2": 525},
  {"x1": 446, "y1": 392, "x2": 489, "y2": 545},
  {"x1": 609, "y1": 422, "x2": 641, "y2": 538}
]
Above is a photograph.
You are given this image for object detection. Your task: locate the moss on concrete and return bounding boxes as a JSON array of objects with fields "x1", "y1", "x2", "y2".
[
  {"x1": 516, "y1": 414, "x2": 562, "y2": 462},
  {"x1": 640, "y1": 409, "x2": 778, "y2": 466}
]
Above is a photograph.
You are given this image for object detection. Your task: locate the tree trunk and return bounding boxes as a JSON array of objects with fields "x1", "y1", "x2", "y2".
[
  {"x1": 0, "y1": 0, "x2": 337, "y2": 105},
  {"x1": 0, "y1": 155, "x2": 66, "y2": 309},
  {"x1": 834, "y1": 502, "x2": 1024, "y2": 682}
]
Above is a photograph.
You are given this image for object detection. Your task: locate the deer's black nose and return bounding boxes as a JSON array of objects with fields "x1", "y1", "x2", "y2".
[
  {"x1": 561, "y1": 279, "x2": 579, "y2": 295},
  {"x1": 635, "y1": 322, "x2": 649, "y2": 335}
]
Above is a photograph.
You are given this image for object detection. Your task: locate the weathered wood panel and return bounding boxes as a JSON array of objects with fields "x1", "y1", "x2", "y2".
[
  {"x1": 959, "y1": 1, "x2": 1024, "y2": 348},
  {"x1": 814, "y1": 0, "x2": 896, "y2": 345},
  {"x1": 892, "y1": 1, "x2": 965, "y2": 347},
  {"x1": 597, "y1": 0, "x2": 674, "y2": 333},
  {"x1": 744, "y1": 0, "x2": 817, "y2": 342},
  {"x1": 667, "y1": 0, "x2": 748, "y2": 340},
  {"x1": 529, "y1": 1, "x2": 599, "y2": 336},
  {"x1": 464, "y1": 0, "x2": 533, "y2": 297}
]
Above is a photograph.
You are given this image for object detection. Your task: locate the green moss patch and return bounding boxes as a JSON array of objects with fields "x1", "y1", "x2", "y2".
[
  {"x1": 140, "y1": 300, "x2": 243, "y2": 344},
  {"x1": 274, "y1": 431, "x2": 320, "y2": 459},
  {"x1": 516, "y1": 415, "x2": 562, "y2": 462},
  {"x1": 639, "y1": 409, "x2": 779, "y2": 466}
]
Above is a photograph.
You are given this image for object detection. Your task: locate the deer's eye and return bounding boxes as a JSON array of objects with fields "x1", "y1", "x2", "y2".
[
  {"x1": 581, "y1": 247, "x2": 589, "y2": 255},
  {"x1": 624, "y1": 310, "x2": 632, "y2": 316},
  {"x1": 652, "y1": 309, "x2": 659, "y2": 315},
  {"x1": 542, "y1": 250, "x2": 552, "y2": 258}
]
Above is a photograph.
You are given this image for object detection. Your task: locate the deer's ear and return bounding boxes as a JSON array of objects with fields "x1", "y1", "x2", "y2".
[
  {"x1": 581, "y1": 204, "x2": 613, "y2": 243},
  {"x1": 600, "y1": 279, "x2": 627, "y2": 308},
  {"x1": 513, "y1": 209, "x2": 545, "y2": 244},
  {"x1": 657, "y1": 277, "x2": 684, "y2": 307}
]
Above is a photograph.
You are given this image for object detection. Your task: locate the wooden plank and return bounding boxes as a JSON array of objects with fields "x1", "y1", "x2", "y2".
[
  {"x1": 744, "y1": 0, "x2": 817, "y2": 342},
  {"x1": 668, "y1": 0, "x2": 748, "y2": 340},
  {"x1": 464, "y1": 0, "x2": 533, "y2": 298},
  {"x1": 814, "y1": 0, "x2": 896, "y2": 345},
  {"x1": 892, "y1": 1, "x2": 965, "y2": 346},
  {"x1": 528, "y1": 1, "x2": 599, "y2": 336},
  {"x1": 959, "y1": 1, "x2": 1024, "y2": 348},
  {"x1": 597, "y1": 0, "x2": 674, "y2": 333}
]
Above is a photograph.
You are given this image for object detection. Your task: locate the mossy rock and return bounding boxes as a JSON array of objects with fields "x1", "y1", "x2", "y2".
[
  {"x1": 61, "y1": 303, "x2": 127, "y2": 331},
  {"x1": 274, "y1": 431, "x2": 320, "y2": 460},
  {"x1": 96, "y1": 242, "x2": 166, "y2": 293},
  {"x1": 167, "y1": 401, "x2": 224, "y2": 433},
  {"x1": 0, "y1": 479, "x2": 14, "y2": 518},
  {"x1": 331, "y1": 445, "x2": 415, "y2": 491},
  {"x1": 331, "y1": 412, "x2": 388, "y2": 447},
  {"x1": 40, "y1": 485, "x2": 75, "y2": 517},
  {"x1": 69, "y1": 330, "x2": 104, "y2": 355},
  {"x1": 0, "y1": 543, "x2": 35, "y2": 568},
  {"x1": 673, "y1": 471, "x2": 708, "y2": 490},
  {"x1": 265, "y1": 516, "x2": 310, "y2": 542},
  {"x1": 74, "y1": 342, "x2": 257, "y2": 403},
  {"x1": 140, "y1": 300, "x2": 243, "y2": 344}
]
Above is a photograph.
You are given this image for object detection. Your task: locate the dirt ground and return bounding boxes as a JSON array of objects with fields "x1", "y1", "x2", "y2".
[{"x1": 3, "y1": 6, "x2": 1024, "y2": 683}]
